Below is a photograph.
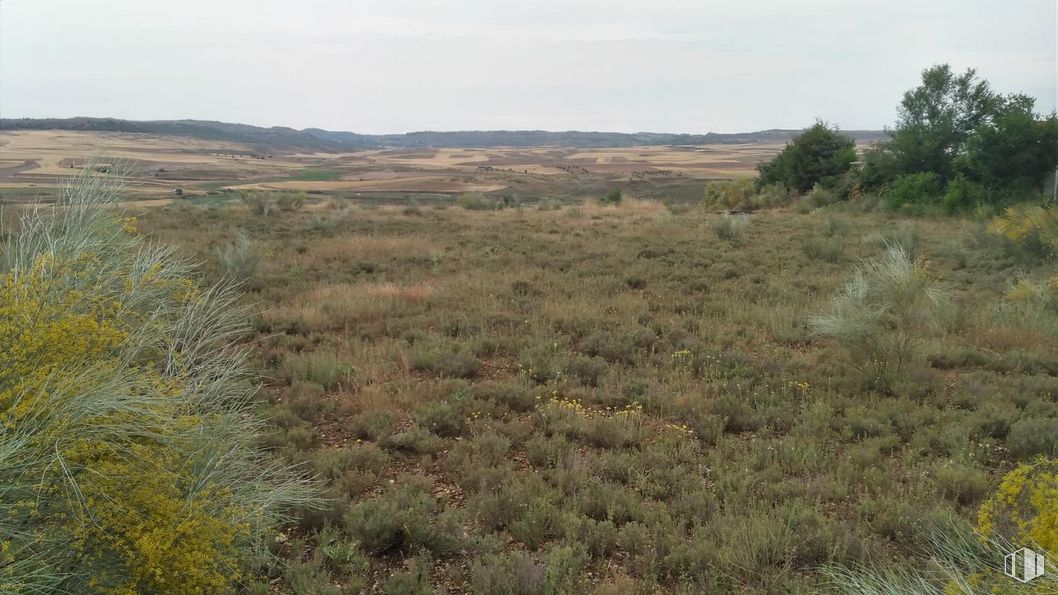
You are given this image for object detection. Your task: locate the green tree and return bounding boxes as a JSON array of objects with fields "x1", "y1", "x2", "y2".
[
  {"x1": 959, "y1": 93, "x2": 1058, "y2": 191},
  {"x1": 757, "y1": 121, "x2": 856, "y2": 193},
  {"x1": 887, "y1": 64, "x2": 998, "y2": 182}
]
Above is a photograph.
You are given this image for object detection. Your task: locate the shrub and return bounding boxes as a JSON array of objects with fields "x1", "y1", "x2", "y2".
[
  {"x1": 473, "y1": 381, "x2": 535, "y2": 412},
  {"x1": 703, "y1": 179, "x2": 755, "y2": 210},
  {"x1": 214, "y1": 232, "x2": 260, "y2": 281},
  {"x1": 344, "y1": 482, "x2": 460, "y2": 556},
  {"x1": 240, "y1": 189, "x2": 275, "y2": 216},
  {"x1": 566, "y1": 355, "x2": 608, "y2": 387},
  {"x1": 810, "y1": 242, "x2": 944, "y2": 392},
  {"x1": 802, "y1": 236, "x2": 843, "y2": 263},
  {"x1": 380, "y1": 428, "x2": 445, "y2": 454},
  {"x1": 410, "y1": 346, "x2": 480, "y2": 378},
  {"x1": 711, "y1": 213, "x2": 749, "y2": 241},
  {"x1": 978, "y1": 457, "x2": 1058, "y2": 553},
  {"x1": 413, "y1": 400, "x2": 465, "y2": 437},
  {"x1": 935, "y1": 465, "x2": 990, "y2": 506},
  {"x1": 942, "y1": 176, "x2": 989, "y2": 212},
  {"x1": 884, "y1": 172, "x2": 944, "y2": 210},
  {"x1": 349, "y1": 409, "x2": 397, "y2": 440},
  {"x1": 470, "y1": 551, "x2": 547, "y2": 595},
  {"x1": 989, "y1": 203, "x2": 1058, "y2": 260},
  {"x1": 754, "y1": 182, "x2": 794, "y2": 208},
  {"x1": 457, "y1": 192, "x2": 495, "y2": 210},
  {"x1": 380, "y1": 554, "x2": 433, "y2": 594},
  {"x1": 0, "y1": 171, "x2": 314, "y2": 593},
  {"x1": 602, "y1": 188, "x2": 623, "y2": 205},
  {"x1": 1006, "y1": 417, "x2": 1058, "y2": 458},
  {"x1": 803, "y1": 183, "x2": 839, "y2": 209},
  {"x1": 276, "y1": 191, "x2": 308, "y2": 212},
  {"x1": 280, "y1": 350, "x2": 355, "y2": 390}
]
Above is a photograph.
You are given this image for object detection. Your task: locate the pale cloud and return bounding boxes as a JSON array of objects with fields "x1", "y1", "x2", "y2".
[{"x1": 1, "y1": 0, "x2": 1054, "y2": 133}]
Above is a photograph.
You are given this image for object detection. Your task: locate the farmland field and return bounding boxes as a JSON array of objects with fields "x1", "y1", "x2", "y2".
[
  {"x1": 116, "y1": 193, "x2": 1057, "y2": 593},
  {"x1": 0, "y1": 130, "x2": 784, "y2": 204}
]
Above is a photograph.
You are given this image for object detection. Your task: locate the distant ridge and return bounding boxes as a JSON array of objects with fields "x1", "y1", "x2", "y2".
[{"x1": 1, "y1": 117, "x2": 888, "y2": 150}]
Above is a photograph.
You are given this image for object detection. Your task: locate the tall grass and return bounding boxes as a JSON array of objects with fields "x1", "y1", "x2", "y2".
[
  {"x1": 0, "y1": 170, "x2": 316, "y2": 592},
  {"x1": 810, "y1": 242, "x2": 944, "y2": 391},
  {"x1": 711, "y1": 213, "x2": 750, "y2": 240},
  {"x1": 822, "y1": 520, "x2": 1057, "y2": 594}
]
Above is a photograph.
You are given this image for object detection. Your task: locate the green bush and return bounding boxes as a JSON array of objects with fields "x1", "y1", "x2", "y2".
[
  {"x1": 885, "y1": 172, "x2": 944, "y2": 210},
  {"x1": 602, "y1": 188, "x2": 623, "y2": 205}
]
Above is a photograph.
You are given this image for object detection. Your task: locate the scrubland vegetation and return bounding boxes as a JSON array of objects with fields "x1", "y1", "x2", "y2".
[
  {"x1": 4, "y1": 64, "x2": 1057, "y2": 593},
  {"x1": 118, "y1": 175, "x2": 1055, "y2": 592}
]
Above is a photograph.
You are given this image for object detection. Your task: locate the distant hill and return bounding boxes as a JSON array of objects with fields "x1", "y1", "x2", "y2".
[
  {"x1": 1, "y1": 117, "x2": 888, "y2": 150},
  {"x1": 0, "y1": 118, "x2": 344, "y2": 150}
]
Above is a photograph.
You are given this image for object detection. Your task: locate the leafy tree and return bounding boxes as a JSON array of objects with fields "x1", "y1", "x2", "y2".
[
  {"x1": 757, "y1": 121, "x2": 856, "y2": 193},
  {"x1": 959, "y1": 93, "x2": 1058, "y2": 191},
  {"x1": 886, "y1": 64, "x2": 998, "y2": 182},
  {"x1": 857, "y1": 64, "x2": 1057, "y2": 210}
]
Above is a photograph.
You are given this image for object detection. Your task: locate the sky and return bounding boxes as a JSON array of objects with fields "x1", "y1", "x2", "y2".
[{"x1": 1, "y1": 0, "x2": 1055, "y2": 134}]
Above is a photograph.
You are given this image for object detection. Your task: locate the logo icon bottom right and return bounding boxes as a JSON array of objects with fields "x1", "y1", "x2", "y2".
[{"x1": 1005, "y1": 547, "x2": 1046, "y2": 583}]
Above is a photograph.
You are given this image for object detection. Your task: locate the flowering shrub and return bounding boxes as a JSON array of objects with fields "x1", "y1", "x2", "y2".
[
  {"x1": 978, "y1": 457, "x2": 1058, "y2": 553},
  {"x1": 0, "y1": 171, "x2": 314, "y2": 593},
  {"x1": 989, "y1": 204, "x2": 1058, "y2": 259}
]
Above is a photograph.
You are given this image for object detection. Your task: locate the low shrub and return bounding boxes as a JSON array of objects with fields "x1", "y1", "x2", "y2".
[
  {"x1": 214, "y1": 232, "x2": 260, "y2": 281},
  {"x1": 457, "y1": 192, "x2": 495, "y2": 210},
  {"x1": 802, "y1": 236, "x2": 843, "y2": 263},
  {"x1": 1006, "y1": 417, "x2": 1058, "y2": 458},
  {"x1": 280, "y1": 350, "x2": 356, "y2": 390},
  {"x1": 711, "y1": 214, "x2": 750, "y2": 241},
  {"x1": 935, "y1": 464, "x2": 990, "y2": 506},
  {"x1": 703, "y1": 179, "x2": 755, "y2": 210},
  {"x1": 810, "y1": 242, "x2": 944, "y2": 392},
  {"x1": 602, "y1": 188, "x2": 623, "y2": 205},
  {"x1": 411, "y1": 346, "x2": 481, "y2": 378},
  {"x1": 989, "y1": 203, "x2": 1058, "y2": 260},
  {"x1": 413, "y1": 400, "x2": 465, "y2": 437},
  {"x1": 344, "y1": 482, "x2": 461, "y2": 556}
]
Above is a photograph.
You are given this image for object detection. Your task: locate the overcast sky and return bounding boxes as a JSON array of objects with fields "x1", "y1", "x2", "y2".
[{"x1": 1, "y1": 0, "x2": 1055, "y2": 134}]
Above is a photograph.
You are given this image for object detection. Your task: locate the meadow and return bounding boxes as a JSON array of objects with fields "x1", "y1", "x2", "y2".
[{"x1": 128, "y1": 194, "x2": 1058, "y2": 593}]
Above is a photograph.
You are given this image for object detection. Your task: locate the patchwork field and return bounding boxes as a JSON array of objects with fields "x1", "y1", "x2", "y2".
[
  {"x1": 119, "y1": 196, "x2": 1058, "y2": 593},
  {"x1": 0, "y1": 130, "x2": 783, "y2": 204}
]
